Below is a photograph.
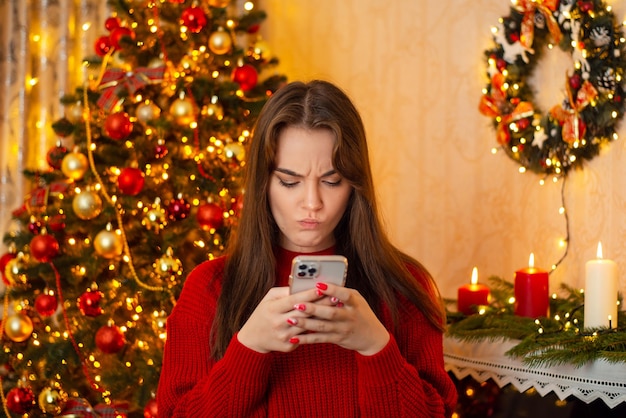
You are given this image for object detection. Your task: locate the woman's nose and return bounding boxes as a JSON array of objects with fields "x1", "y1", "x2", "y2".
[{"x1": 304, "y1": 183, "x2": 323, "y2": 210}]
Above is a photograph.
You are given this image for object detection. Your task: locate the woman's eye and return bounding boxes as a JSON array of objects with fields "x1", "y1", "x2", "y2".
[
  {"x1": 323, "y1": 179, "x2": 342, "y2": 187},
  {"x1": 278, "y1": 178, "x2": 298, "y2": 188}
]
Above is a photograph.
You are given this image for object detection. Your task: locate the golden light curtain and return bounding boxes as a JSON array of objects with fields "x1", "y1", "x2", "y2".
[{"x1": 0, "y1": 0, "x2": 108, "y2": 247}]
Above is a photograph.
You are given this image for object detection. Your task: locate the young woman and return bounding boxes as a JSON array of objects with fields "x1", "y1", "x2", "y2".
[{"x1": 157, "y1": 80, "x2": 457, "y2": 417}]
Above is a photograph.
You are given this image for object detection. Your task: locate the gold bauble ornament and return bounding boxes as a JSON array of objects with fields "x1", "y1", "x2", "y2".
[
  {"x1": 65, "y1": 102, "x2": 84, "y2": 123},
  {"x1": 224, "y1": 142, "x2": 246, "y2": 162},
  {"x1": 136, "y1": 101, "x2": 161, "y2": 125},
  {"x1": 4, "y1": 253, "x2": 29, "y2": 286},
  {"x1": 208, "y1": 0, "x2": 230, "y2": 7},
  {"x1": 72, "y1": 190, "x2": 103, "y2": 220},
  {"x1": 38, "y1": 384, "x2": 68, "y2": 415},
  {"x1": 94, "y1": 225, "x2": 124, "y2": 259},
  {"x1": 169, "y1": 93, "x2": 196, "y2": 126},
  {"x1": 208, "y1": 29, "x2": 232, "y2": 55},
  {"x1": 154, "y1": 248, "x2": 182, "y2": 282},
  {"x1": 61, "y1": 151, "x2": 89, "y2": 181},
  {"x1": 4, "y1": 312, "x2": 33, "y2": 342}
]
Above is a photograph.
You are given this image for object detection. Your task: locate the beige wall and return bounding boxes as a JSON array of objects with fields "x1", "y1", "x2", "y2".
[{"x1": 259, "y1": 0, "x2": 626, "y2": 299}]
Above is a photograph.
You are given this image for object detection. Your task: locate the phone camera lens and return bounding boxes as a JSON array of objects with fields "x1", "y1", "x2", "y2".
[
  {"x1": 297, "y1": 271, "x2": 306, "y2": 277},
  {"x1": 308, "y1": 268, "x2": 317, "y2": 275}
]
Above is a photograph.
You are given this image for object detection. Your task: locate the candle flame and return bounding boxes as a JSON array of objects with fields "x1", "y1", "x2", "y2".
[
  {"x1": 596, "y1": 242, "x2": 603, "y2": 259},
  {"x1": 528, "y1": 253, "x2": 535, "y2": 268},
  {"x1": 471, "y1": 267, "x2": 478, "y2": 285}
]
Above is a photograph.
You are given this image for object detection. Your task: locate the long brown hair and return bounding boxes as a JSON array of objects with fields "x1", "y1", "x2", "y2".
[{"x1": 211, "y1": 80, "x2": 445, "y2": 359}]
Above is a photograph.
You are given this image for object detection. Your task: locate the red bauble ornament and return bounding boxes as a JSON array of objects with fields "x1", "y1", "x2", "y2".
[
  {"x1": 110, "y1": 26, "x2": 136, "y2": 49},
  {"x1": 0, "y1": 252, "x2": 17, "y2": 285},
  {"x1": 104, "y1": 17, "x2": 121, "y2": 31},
  {"x1": 167, "y1": 197, "x2": 191, "y2": 221},
  {"x1": 569, "y1": 73, "x2": 582, "y2": 90},
  {"x1": 47, "y1": 214, "x2": 66, "y2": 232},
  {"x1": 95, "y1": 324, "x2": 126, "y2": 354},
  {"x1": 30, "y1": 233, "x2": 60, "y2": 262},
  {"x1": 78, "y1": 290, "x2": 104, "y2": 317},
  {"x1": 181, "y1": 6, "x2": 208, "y2": 33},
  {"x1": 143, "y1": 399, "x2": 158, "y2": 418},
  {"x1": 516, "y1": 118, "x2": 530, "y2": 130},
  {"x1": 104, "y1": 112, "x2": 134, "y2": 140},
  {"x1": 247, "y1": 23, "x2": 261, "y2": 34},
  {"x1": 118, "y1": 167, "x2": 145, "y2": 195},
  {"x1": 231, "y1": 64, "x2": 258, "y2": 91},
  {"x1": 94, "y1": 36, "x2": 112, "y2": 57},
  {"x1": 196, "y1": 203, "x2": 224, "y2": 230},
  {"x1": 46, "y1": 143, "x2": 69, "y2": 169},
  {"x1": 5, "y1": 387, "x2": 36, "y2": 414},
  {"x1": 35, "y1": 293, "x2": 58, "y2": 317}
]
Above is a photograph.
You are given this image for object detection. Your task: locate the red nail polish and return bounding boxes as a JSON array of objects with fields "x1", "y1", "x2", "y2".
[
  {"x1": 330, "y1": 296, "x2": 339, "y2": 304},
  {"x1": 315, "y1": 282, "x2": 328, "y2": 290},
  {"x1": 287, "y1": 318, "x2": 298, "y2": 326},
  {"x1": 289, "y1": 337, "x2": 300, "y2": 344},
  {"x1": 294, "y1": 303, "x2": 306, "y2": 311},
  {"x1": 315, "y1": 289, "x2": 324, "y2": 297},
  {"x1": 336, "y1": 302, "x2": 344, "y2": 308}
]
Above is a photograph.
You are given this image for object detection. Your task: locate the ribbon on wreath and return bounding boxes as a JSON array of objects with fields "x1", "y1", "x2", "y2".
[
  {"x1": 97, "y1": 66, "x2": 165, "y2": 112},
  {"x1": 515, "y1": 0, "x2": 562, "y2": 51},
  {"x1": 60, "y1": 398, "x2": 129, "y2": 418},
  {"x1": 479, "y1": 73, "x2": 535, "y2": 145},
  {"x1": 549, "y1": 74, "x2": 598, "y2": 144}
]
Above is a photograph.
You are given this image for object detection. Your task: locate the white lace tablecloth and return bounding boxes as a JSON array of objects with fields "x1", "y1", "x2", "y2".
[{"x1": 444, "y1": 336, "x2": 626, "y2": 409}]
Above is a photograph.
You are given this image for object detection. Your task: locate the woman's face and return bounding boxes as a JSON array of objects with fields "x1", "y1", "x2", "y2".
[{"x1": 268, "y1": 126, "x2": 352, "y2": 253}]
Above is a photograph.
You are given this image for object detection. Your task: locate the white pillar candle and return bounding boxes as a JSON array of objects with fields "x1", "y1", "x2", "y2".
[{"x1": 584, "y1": 242, "x2": 618, "y2": 329}]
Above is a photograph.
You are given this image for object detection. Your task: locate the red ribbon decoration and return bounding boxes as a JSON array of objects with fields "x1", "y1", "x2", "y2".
[
  {"x1": 515, "y1": 0, "x2": 562, "y2": 51},
  {"x1": 550, "y1": 75, "x2": 598, "y2": 144},
  {"x1": 97, "y1": 66, "x2": 165, "y2": 112},
  {"x1": 479, "y1": 73, "x2": 535, "y2": 145}
]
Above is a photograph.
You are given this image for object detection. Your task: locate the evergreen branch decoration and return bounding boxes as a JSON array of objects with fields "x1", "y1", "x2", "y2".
[{"x1": 447, "y1": 276, "x2": 626, "y2": 368}]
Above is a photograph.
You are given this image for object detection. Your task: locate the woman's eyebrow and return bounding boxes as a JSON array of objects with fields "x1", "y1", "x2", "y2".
[{"x1": 274, "y1": 168, "x2": 337, "y2": 178}]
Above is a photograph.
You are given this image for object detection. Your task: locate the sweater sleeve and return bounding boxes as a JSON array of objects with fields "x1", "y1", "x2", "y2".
[
  {"x1": 355, "y1": 291, "x2": 457, "y2": 417},
  {"x1": 156, "y1": 260, "x2": 273, "y2": 418}
]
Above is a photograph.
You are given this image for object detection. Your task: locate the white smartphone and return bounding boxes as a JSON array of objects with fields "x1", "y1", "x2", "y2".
[{"x1": 289, "y1": 255, "x2": 348, "y2": 294}]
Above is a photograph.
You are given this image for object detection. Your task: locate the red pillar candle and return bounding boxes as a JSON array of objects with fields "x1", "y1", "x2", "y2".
[
  {"x1": 514, "y1": 253, "x2": 549, "y2": 318},
  {"x1": 457, "y1": 267, "x2": 490, "y2": 315}
]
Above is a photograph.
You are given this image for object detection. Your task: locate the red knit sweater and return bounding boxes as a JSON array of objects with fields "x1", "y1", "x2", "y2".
[{"x1": 157, "y1": 247, "x2": 457, "y2": 417}]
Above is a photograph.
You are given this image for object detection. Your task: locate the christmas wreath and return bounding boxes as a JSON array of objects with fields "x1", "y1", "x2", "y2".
[{"x1": 479, "y1": 0, "x2": 626, "y2": 176}]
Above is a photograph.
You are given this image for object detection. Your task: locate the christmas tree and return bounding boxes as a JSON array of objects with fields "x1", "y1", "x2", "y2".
[{"x1": 0, "y1": 0, "x2": 286, "y2": 416}]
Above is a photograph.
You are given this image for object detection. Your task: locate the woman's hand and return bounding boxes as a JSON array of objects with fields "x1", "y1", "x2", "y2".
[
  {"x1": 288, "y1": 283, "x2": 390, "y2": 356},
  {"x1": 237, "y1": 286, "x2": 321, "y2": 354}
]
